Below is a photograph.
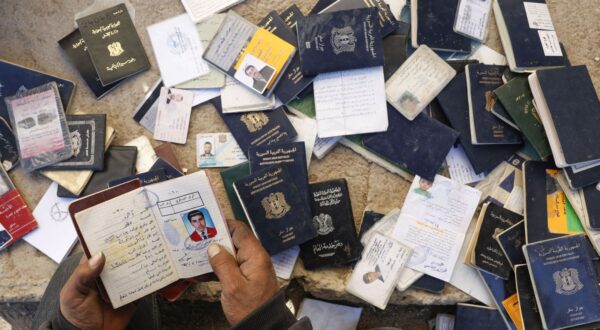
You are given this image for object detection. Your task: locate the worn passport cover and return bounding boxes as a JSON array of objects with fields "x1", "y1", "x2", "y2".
[
  {"x1": 564, "y1": 165, "x2": 600, "y2": 190},
  {"x1": 0, "y1": 118, "x2": 19, "y2": 171},
  {"x1": 582, "y1": 183, "x2": 600, "y2": 230},
  {"x1": 234, "y1": 165, "x2": 317, "y2": 255},
  {"x1": 474, "y1": 203, "x2": 522, "y2": 279},
  {"x1": 438, "y1": 72, "x2": 519, "y2": 174},
  {"x1": 514, "y1": 265, "x2": 543, "y2": 330},
  {"x1": 57, "y1": 146, "x2": 137, "y2": 198},
  {"x1": 382, "y1": 34, "x2": 408, "y2": 81},
  {"x1": 524, "y1": 235, "x2": 600, "y2": 329},
  {"x1": 412, "y1": 0, "x2": 471, "y2": 53},
  {"x1": 0, "y1": 59, "x2": 75, "y2": 124},
  {"x1": 478, "y1": 271, "x2": 518, "y2": 330},
  {"x1": 258, "y1": 12, "x2": 314, "y2": 104},
  {"x1": 363, "y1": 105, "x2": 459, "y2": 182},
  {"x1": 0, "y1": 184, "x2": 38, "y2": 251},
  {"x1": 494, "y1": 76, "x2": 551, "y2": 160},
  {"x1": 466, "y1": 64, "x2": 522, "y2": 145},
  {"x1": 45, "y1": 114, "x2": 106, "y2": 171},
  {"x1": 454, "y1": 303, "x2": 507, "y2": 330},
  {"x1": 410, "y1": 275, "x2": 446, "y2": 294},
  {"x1": 149, "y1": 158, "x2": 183, "y2": 180},
  {"x1": 213, "y1": 98, "x2": 297, "y2": 153},
  {"x1": 300, "y1": 179, "x2": 362, "y2": 269},
  {"x1": 76, "y1": 3, "x2": 150, "y2": 86},
  {"x1": 496, "y1": 221, "x2": 526, "y2": 268},
  {"x1": 58, "y1": 29, "x2": 123, "y2": 99},
  {"x1": 536, "y1": 65, "x2": 600, "y2": 165},
  {"x1": 358, "y1": 210, "x2": 384, "y2": 239},
  {"x1": 281, "y1": 4, "x2": 304, "y2": 31},
  {"x1": 319, "y1": 0, "x2": 399, "y2": 37},
  {"x1": 220, "y1": 162, "x2": 251, "y2": 225},
  {"x1": 297, "y1": 8, "x2": 383, "y2": 75}
]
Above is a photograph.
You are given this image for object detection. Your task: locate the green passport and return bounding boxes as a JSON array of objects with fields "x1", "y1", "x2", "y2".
[
  {"x1": 220, "y1": 162, "x2": 250, "y2": 225},
  {"x1": 495, "y1": 77, "x2": 552, "y2": 160}
]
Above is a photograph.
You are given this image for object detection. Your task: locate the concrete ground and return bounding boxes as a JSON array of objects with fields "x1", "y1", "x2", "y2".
[{"x1": 0, "y1": 0, "x2": 599, "y2": 328}]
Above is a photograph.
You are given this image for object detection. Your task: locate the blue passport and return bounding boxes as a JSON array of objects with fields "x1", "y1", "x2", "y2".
[
  {"x1": 524, "y1": 234, "x2": 600, "y2": 329},
  {"x1": 212, "y1": 98, "x2": 298, "y2": 153},
  {"x1": 564, "y1": 165, "x2": 600, "y2": 190},
  {"x1": 454, "y1": 303, "x2": 507, "y2": 330},
  {"x1": 0, "y1": 60, "x2": 75, "y2": 124},
  {"x1": 582, "y1": 184, "x2": 600, "y2": 230},
  {"x1": 149, "y1": 158, "x2": 183, "y2": 180},
  {"x1": 296, "y1": 8, "x2": 384, "y2": 75},
  {"x1": 515, "y1": 265, "x2": 544, "y2": 330},
  {"x1": 363, "y1": 105, "x2": 458, "y2": 181},
  {"x1": 319, "y1": 0, "x2": 399, "y2": 37},
  {"x1": 478, "y1": 271, "x2": 518, "y2": 330},
  {"x1": 437, "y1": 72, "x2": 520, "y2": 174},
  {"x1": 466, "y1": 64, "x2": 522, "y2": 145},
  {"x1": 234, "y1": 165, "x2": 317, "y2": 255},
  {"x1": 413, "y1": 0, "x2": 471, "y2": 53},
  {"x1": 496, "y1": 220, "x2": 526, "y2": 268},
  {"x1": 108, "y1": 169, "x2": 167, "y2": 187}
]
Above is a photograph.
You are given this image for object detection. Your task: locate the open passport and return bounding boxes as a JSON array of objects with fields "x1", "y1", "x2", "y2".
[{"x1": 69, "y1": 171, "x2": 234, "y2": 308}]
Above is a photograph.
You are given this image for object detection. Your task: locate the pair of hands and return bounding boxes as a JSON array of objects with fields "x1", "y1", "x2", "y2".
[{"x1": 60, "y1": 219, "x2": 279, "y2": 329}]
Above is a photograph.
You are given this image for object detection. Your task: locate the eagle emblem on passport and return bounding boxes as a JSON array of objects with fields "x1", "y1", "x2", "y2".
[
  {"x1": 553, "y1": 268, "x2": 583, "y2": 295},
  {"x1": 107, "y1": 42, "x2": 124, "y2": 57},
  {"x1": 240, "y1": 113, "x2": 269, "y2": 132},
  {"x1": 262, "y1": 192, "x2": 290, "y2": 219},
  {"x1": 331, "y1": 26, "x2": 357, "y2": 55},
  {"x1": 313, "y1": 213, "x2": 334, "y2": 235}
]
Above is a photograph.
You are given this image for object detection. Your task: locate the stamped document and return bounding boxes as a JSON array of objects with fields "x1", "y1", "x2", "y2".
[
  {"x1": 454, "y1": 0, "x2": 492, "y2": 41},
  {"x1": 196, "y1": 133, "x2": 246, "y2": 168},
  {"x1": 154, "y1": 87, "x2": 194, "y2": 144},
  {"x1": 392, "y1": 175, "x2": 482, "y2": 281},
  {"x1": 386, "y1": 45, "x2": 456, "y2": 121},
  {"x1": 314, "y1": 66, "x2": 388, "y2": 138},
  {"x1": 147, "y1": 14, "x2": 210, "y2": 87}
]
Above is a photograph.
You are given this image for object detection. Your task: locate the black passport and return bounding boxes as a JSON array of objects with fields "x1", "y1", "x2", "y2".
[
  {"x1": 58, "y1": 29, "x2": 123, "y2": 99},
  {"x1": 437, "y1": 72, "x2": 520, "y2": 174},
  {"x1": 297, "y1": 8, "x2": 383, "y2": 75},
  {"x1": 363, "y1": 105, "x2": 459, "y2": 182},
  {"x1": 45, "y1": 114, "x2": 106, "y2": 171},
  {"x1": 234, "y1": 165, "x2": 317, "y2": 255},
  {"x1": 280, "y1": 4, "x2": 304, "y2": 31},
  {"x1": 454, "y1": 304, "x2": 507, "y2": 330},
  {"x1": 466, "y1": 64, "x2": 522, "y2": 145},
  {"x1": 300, "y1": 179, "x2": 362, "y2": 269},
  {"x1": 413, "y1": 0, "x2": 471, "y2": 53},
  {"x1": 258, "y1": 12, "x2": 315, "y2": 105},
  {"x1": 0, "y1": 118, "x2": 19, "y2": 171},
  {"x1": 496, "y1": 221, "x2": 526, "y2": 268},
  {"x1": 76, "y1": 3, "x2": 150, "y2": 86},
  {"x1": 319, "y1": 0, "x2": 399, "y2": 37},
  {"x1": 108, "y1": 169, "x2": 167, "y2": 187},
  {"x1": 410, "y1": 275, "x2": 446, "y2": 294},
  {"x1": 212, "y1": 98, "x2": 297, "y2": 153},
  {"x1": 515, "y1": 265, "x2": 544, "y2": 330},
  {"x1": 358, "y1": 210, "x2": 384, "y2": 239},
  {"x1": 536, "y1": 65, "x2": 600, "y2": 165},
  {"x1": 474, "y1": 203, "x2": 522, "y2": 279},
  {"x1": 57, "y1": 146, "x2": 137, "y2": 198},
  {"x1": 382, "y1": 34, "x2": 408, "y2": 81}
]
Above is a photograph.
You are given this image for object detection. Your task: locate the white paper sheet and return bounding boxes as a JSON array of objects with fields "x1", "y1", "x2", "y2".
[
  {"x1": 454, "y1": 0, "x2": 492, "y2": 41},
  {"x1": 181, "y1": 0, "x2": 243, "y2": 23},
  {"x1": 288, "y1": 114, "x2": 318, "y2": 168},
  {"x1": 446, "y1": 145, "x2": 486, "y2": 185},
  {"x1": 271, "y1": 246, "x2": 300, "y2": 280},
  {"x1": 154, "y1": 87, "x2": 194, "y2": 144},
  {"x1": 313, "y1": 136, "x2": 341, "y2": 159}
]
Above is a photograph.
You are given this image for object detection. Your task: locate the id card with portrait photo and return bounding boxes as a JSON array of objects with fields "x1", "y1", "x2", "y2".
[
  {"x1": 196, "y1": 133, "x2": 246, "y2": 168},
  {"x1": 234, "y1": 54, "x2": 277, "y2": 95}
]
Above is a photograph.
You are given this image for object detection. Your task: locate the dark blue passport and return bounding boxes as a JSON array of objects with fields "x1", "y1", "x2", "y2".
[
  {"x1": 358, "y1": 210, "x2": 384, "y2": 239},
  {"x1": 564, "y1": 165, "x2": 600, "y2": 189},
  {"x1": 234, "y1": 165, "x2": 317, "y2": 255},
  {"x1": 0, "y1": 60, "x2": 75, "y2": 124},
  {"x1": 524, "y1": 234, "x2": 600, "y2": 329},
  {"x1": 319, "y1": 0, "x2": 399, "y2": 37},
  {"x1": 281, "y1": 4, "x2": 304, "y2": 31},
  {"x1": 410, "y1": 275, "x2": 445, "y2": 294},
  {"x1": 523, "y1": 161, "x2": 565, "y2": 244},
  {"x1": 515, "y1": 265, "x2": 544, "y2": 330},
  {"x1": 536, "y1": 65, "x2": 600, "y2": 165},
  {"x1": 582, "y1": 184, "x2": 600, "y2": 230},
  {"x1": 466, "y1": 64, "x2": 522, "y2": 145},
  {"x1": 149, "y1": 158, "x2": 184, "y2": 180},
  {"x1": 363, "y1": 104, "x2": 458, "y2": 182},
  {"x1": 297, "y1": 8, "x2": 383, "y2": 75},
  {"x1": 382, "y1": 35, "x2": 408, "y2": 81},
  {"x1": 0, "y1": 118, "x2": 19, "y2": 171},
  {"x1": 108, "y1": 169, "x2": 167, "y2": 187},
  {"x1": 496, "y1": 220, "x2": 526, "y2": 268},
  {"x1": 212, "y1": 98, "x2": 298, "y2": 153},
  {"x1": 437, "y1": 72, "x2": 520, "y2": 174},
  {"x1": 478, "y1": 271, "x2": 518, "y2": 330},
  {"x1": 454, "y1": 304, "x2": 507, "y2": 330},
  {"x1": 495, "y1": 0, "x2": 565, "y2": 71},
  {"x1": 413, "y1": 0, "x2": 471, "y2": 53},
  {"x1": 258, "y1": 12, "x2": 315, "y2": 105}
]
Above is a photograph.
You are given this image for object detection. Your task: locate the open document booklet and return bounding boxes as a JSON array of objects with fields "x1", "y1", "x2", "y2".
[{"x1": 69, "y1": 171, "x2": 234, "y2": 308}]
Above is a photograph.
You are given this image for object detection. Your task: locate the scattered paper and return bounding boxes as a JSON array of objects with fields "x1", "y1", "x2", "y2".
[{"x1": 446, "y1": 145, "x2": 486, "y2": 184}]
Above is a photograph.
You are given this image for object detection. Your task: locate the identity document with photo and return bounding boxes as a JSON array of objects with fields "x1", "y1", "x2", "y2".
[
  {"x1": 196, "y1": 133, "x2": 246, "y2": 168},
  {"x1": 346, "y1": 232, "x2": 412, "y2": 309}
]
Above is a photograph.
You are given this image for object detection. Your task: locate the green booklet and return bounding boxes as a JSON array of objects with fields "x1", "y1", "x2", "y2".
[{"x1": 220, "y1": 162, "x2": 250, "y2": 225}]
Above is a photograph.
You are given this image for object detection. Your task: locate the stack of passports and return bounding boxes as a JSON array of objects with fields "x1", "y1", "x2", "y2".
[{"x1": 300, "y1": 179, "x2": 362, "y2": 269}]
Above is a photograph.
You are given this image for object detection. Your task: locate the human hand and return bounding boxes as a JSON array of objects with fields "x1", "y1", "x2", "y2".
[
  {"x1": 208, "y1": 219, "x2": 279, "y2": 326},
  {"x1": 59, "y1": 253, "x2": 137, "y2": 330}
]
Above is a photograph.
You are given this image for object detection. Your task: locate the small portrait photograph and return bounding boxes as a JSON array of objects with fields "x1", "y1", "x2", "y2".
[
  {"x1": 234, "y1": 54, "x2": 276, "y2": 94},
  {"x1": 165, "y1": 88, "x2": 184, "y2": 105},
  {"x1": 362, "y1": 264, "x2": 385, "y2": 284},
  {"x1": 413, "y1": 178, "x2": 433, "y2": 199},
  {"x1": 0, "y1": 222, "x2": 12, "y2": 250},
  {"x1": 197, "y1": 135, "x2": 215, "y2": 159},
  {"x1": 181, "y1": 208, "x2": 217, "y2": 242},
  {"x1": 396, "y1": 91, "x2": 419, "y2": 114}
]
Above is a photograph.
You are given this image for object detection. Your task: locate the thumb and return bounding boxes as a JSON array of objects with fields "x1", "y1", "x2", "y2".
[
  {"x1": 208, "y1": 244, "x2": 244, "y2": 288},
  {"x1": 71, "y1": 252, "x2": 105, "y2": 296}
]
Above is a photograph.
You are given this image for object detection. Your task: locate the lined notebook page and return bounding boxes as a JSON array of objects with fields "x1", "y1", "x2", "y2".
[{"x1": 75, "y1": 189, "x2": 178, "y2": 308}]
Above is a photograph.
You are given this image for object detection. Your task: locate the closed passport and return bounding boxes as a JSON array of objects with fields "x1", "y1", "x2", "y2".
[
  {"x1": 300, "y1": 179, "x2": 362, "y2": 269},
  {"x1": 320, "y1": 0, "x2": 399, "y2": 37},
  {"x1": 437, "y1": 72, "x2": 520, "y2": 174},
  {"x1": 297, "y1": 8, "x2": 383, "y2": 75},
  {"x1": 57, "y1": 146, "x2": 137, "y2": 198},
  {"x1": 363, "y1": 105, "x2": 459, "y2": 182},
  {"x1": 514, "y1": 265, "x2": 543, "y2": 330},
  {"x1": 220, "y1": 162, "x2": 251, "y2": 225},
  {"x1": 414, "y1": 0, "x2": 470, "y2": 52}
]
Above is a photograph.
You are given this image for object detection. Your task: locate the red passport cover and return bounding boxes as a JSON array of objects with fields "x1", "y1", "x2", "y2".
[{"x1": 0, "y1": 189, "x2": 37, "y2": 250}]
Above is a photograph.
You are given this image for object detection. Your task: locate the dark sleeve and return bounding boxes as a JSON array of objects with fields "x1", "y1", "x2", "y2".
[
  {"x1": 231, "y1": 290, "x2": 312, "y2": 330},
  {"x1": 38, "y1": 311, "x2": 78, "y2": 330}
]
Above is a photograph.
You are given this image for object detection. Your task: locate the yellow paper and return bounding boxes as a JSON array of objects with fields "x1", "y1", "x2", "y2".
[{"x1": 502, "y1": 293, "x2": 524, "y2": 330}]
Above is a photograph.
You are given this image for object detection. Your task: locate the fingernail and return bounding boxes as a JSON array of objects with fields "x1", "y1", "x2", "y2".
[
  {"x1": 88, "y1": 252, "x2": 103, "y2": 268},
  {"x1": 208, "y1": 244, "x2": 220, "y2": 258}
]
